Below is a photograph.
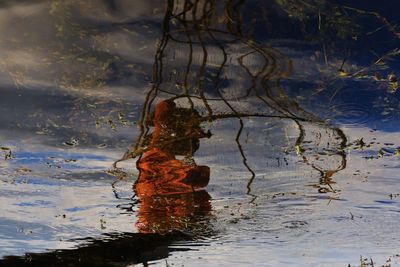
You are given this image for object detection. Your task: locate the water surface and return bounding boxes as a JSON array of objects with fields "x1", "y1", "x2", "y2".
[{"x1": 1, "y1": 1, "x2": 400, "y2": 266}]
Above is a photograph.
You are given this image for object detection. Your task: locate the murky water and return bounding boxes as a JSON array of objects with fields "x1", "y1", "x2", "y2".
[{"x1": 1, "y1": 1, "x2": 400, "y2": 266}]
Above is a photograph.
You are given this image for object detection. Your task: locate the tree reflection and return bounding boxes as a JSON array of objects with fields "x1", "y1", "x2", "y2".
[
  {"x1": 115, "y1": 0, "x2": 348, "y2": 205},
  {"x1": 135, "y1": 100, "x2": 212, "y2": 233},
  {"x1": 112, "y1": 0, "x2": 351, "y2": 236},
  {"x1": 136, "y1": 190, "x2": 212, "y2": 234}
]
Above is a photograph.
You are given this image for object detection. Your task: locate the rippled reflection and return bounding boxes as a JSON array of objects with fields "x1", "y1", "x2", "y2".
[
  {"x1": 136, "y1": 190, "x2": 212, "y2": 234},
  {"x1": 115, "y1": 0, "x2": 348, "y2": 197},
  {"x1": 134, "y1": 100, "x2": 212, "y2": 233},
  {"x1": 136, "y1": 100, "x2": 210, "y2": 196}
]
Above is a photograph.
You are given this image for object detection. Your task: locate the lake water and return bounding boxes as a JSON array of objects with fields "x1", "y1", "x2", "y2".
[{"x1": 0, "y1": 1, "x2": 400, "y2": 266}]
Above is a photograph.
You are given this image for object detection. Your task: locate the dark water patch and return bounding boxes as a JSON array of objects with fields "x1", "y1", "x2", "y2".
[
  {"x1": 0, "y1": 232, "x2": 197, "y2": 267},
  {"x1": 281, "y1": 220, "x2": 308, "y2": 229},
  {"x1": 15, "y1": 200, "x2": 53, "y2": 207},
  {"x1": 374, "y1": 200, "x2": 397, "y2": 205}
]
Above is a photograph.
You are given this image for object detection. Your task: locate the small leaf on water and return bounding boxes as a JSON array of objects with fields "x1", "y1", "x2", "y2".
[
  {"x1": 36, "y1": 129, "x2": 49, "y2": 135},
  {"x1": 295, "y1": 144, "x2": 304, "y2": 155},
  {"x1": 63, "y1": 138, "x2": 78, "y2": 147},
  {"x1": 120, "y1": 119, "x2": 129, "y2": 126},
  {"x1": 373, "y1": 73, "x2": 382, "y2": 81},
  {"x1": 389, "y1": 80, "x2": 398, "y2": 92},
  {"x1": 18, "y1": 167, "x2": 32, "y2": 173},
  {"x1": 338, "y1": 69, "x2": 348, "y2": 77},
  {"x1": 4, "y1": 150, "x2": 12, "y2": 160},
  {"x1": 108, "y1": 120, "x2": 117, "y2": 130},
  {"x1": 387, "y1": 73, "x2": 397, "y2": 83}
]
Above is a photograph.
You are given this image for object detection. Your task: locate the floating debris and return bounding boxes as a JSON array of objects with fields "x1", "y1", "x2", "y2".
[
  {"x1": 96, "y1": 143, "x2": 107, "y2": 148},
  {"x1": 2, "y1": 148, "x2": 12, "y2": 160},
  {"x1": 63, "y1": 138, "x2": 79, "y2": 147},
  {"x1": 17, "y1": 167, "x2": 32, "y2": 173}
]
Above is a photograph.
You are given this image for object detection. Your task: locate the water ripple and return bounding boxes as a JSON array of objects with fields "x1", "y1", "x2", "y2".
[{"x1": 328, "y1": 102, "x2": 374, "y2": 127}]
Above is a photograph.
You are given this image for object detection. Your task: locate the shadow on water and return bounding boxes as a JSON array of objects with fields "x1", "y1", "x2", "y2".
[{"x1": 0, "y1": 232, "x2": 193, "y2": 267}]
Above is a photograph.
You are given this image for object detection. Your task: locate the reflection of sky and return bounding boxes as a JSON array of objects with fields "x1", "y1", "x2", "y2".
[
  {"x1": 282, "y1": 69, "x2": 400, "y2": 132},
  {"x1": 0, "y1": 1, "x2": 400, "y2": 266},
  {"x1": 0, "y1": 0, "x2": 163, "y2": 258},
  {"x1": 172, "y1": 121, "x2": 400, "y2": 266}
]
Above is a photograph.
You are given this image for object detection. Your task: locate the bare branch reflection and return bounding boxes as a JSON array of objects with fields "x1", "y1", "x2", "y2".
[{"x1": 114, "y1": 0, "x2": 348, "y2": 215}]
